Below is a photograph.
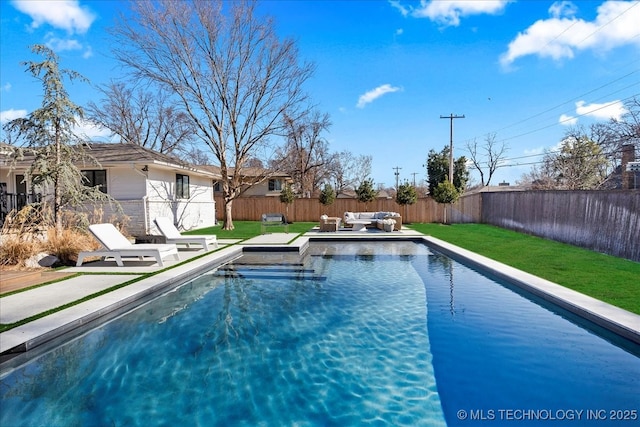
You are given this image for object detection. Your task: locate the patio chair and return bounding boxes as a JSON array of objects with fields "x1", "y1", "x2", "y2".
[
  {"x1": 154, "y1": 217, "x2": 218, "y2": 251},
  {"x1": 76, "y1": 223, "x2": 180, "y2": 267},
  {"x1": 261, "y1": 213, "x2": 289, "y2": 234},
  {"x1": 319, "y1": 215, "x2": 341, "y2": 232}
]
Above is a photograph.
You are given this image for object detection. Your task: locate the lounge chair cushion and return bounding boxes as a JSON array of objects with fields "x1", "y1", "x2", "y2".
[
  {"x1": 154, "y1": 217, "x2": 217, "y2": 250},
  {"x1": 77, "y1": 223, "x2": 179, "y2": 267}
]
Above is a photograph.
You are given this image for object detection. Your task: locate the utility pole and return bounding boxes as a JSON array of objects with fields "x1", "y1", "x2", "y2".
[
  {"x1": 393, "y1": 166, "x2": 402, "y2": 190},
  {"x1": 411, "y1": 172, "x2": 418, "y2": 187},
  {"x1": 440, "y1": 113, "x2": 465, "y2": 184}
]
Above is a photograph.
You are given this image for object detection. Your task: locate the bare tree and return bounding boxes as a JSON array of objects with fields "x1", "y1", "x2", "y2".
[
  {"x1": 598, "y1": 96, "x2": 640, "y2": 165},
  {"x1": 466, "y1": 133, "x2": 508, "y2": 186},
  {"x1": 329, "y1": 151, "x2": 372, "y2": 196},
  {"x1": 86, "y1": 82, "x2": 196, "y2": 156},
  {"x1": 273, "y1": 110, "x2": 331, "y2": 197},
  {"x1": 111, "y1": 0, "x2": 314, "y2": 229}
]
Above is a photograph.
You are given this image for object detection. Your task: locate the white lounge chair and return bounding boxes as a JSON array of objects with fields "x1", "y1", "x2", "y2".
[
  {"x1": 154, "y1": 217, "x2": 218, "y2": 251},
  {"x1": 77, "y1": 223, "x2": 180, "y2": 267}
]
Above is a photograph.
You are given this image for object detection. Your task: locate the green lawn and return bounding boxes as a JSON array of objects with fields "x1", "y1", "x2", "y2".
[
  {"x1": 186, "y1": 221, "x2": 317, "y2": 239},
  {"x1": 410, "y1": 223, "x2": 640, "y2": 315}
]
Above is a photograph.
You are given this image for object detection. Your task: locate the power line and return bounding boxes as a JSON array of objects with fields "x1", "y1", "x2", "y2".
[{"x1": 574, "y1": 1, "x2": 640, "y2": 47}]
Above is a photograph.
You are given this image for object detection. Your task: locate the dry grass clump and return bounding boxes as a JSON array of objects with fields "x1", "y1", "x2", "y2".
[
  {"x1": 43, "y1": 227, "x2": 100, "y2": 265},
  {"x1": 1, "y1": 205, "x2": 124, "y2": 267},
  {"x1": 0, "y1": 235, "x2": 41, "y2": 268}
]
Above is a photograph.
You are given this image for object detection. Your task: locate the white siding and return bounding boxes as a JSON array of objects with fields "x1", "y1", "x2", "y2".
[
  {"x1": 146, "y1": 169, "x2": 216, "y2": 232},
  {"x1": 242, "y1": 179, "x2": 283, "y2": 197},
  {"x1": 0, "y1": 163, "x2": 216, "y2": 235},
  {"x1": 108, "y1": 167, "x2": 146, "y2": 199}
]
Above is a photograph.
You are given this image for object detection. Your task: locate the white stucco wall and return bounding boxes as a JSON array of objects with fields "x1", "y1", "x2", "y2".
[
  {"x1": 0, "y1": 163, "x2": 216, "y2": 235},
  {"x1": 146, "y1": 168, "x2": 216, "y2": 232},
  {"x1": 107, "y1": 167, "x2": 147, "y2": 199}
]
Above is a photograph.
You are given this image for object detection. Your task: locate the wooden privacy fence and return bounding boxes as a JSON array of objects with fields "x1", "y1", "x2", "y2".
[
  {"x1": 215, "y1": 195, "x2": 482, "y2": 224},
  {"x1": 481, "y1": 190, "x2": 640, "y2": 262},
  {"x1": 216, "y1": 190, "x2": 639, "y2": 262}
]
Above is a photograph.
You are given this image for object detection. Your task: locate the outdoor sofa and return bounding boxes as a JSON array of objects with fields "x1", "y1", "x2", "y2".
[{"x1": 343, "y1": 211, "x2": 402, "y2": 231}]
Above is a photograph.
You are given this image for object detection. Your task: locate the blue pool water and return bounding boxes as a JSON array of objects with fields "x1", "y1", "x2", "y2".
[{"x1": 1, "y1": 241, "x2": 638, "y2": 426}]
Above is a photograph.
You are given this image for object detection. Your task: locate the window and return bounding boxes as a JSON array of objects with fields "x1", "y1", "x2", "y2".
[
  {"x1": 213, "y1": 181, "x2": 222, "y2": 192},
  {"x1": 176, "y1": 174, "x2": 190, "y2": 199},
  {"x1": 268, "y1": 179, "x2": 283, "y2": 191},
  {"x1": 82, "y1": 170, "x2": 107, "y2": 193}
]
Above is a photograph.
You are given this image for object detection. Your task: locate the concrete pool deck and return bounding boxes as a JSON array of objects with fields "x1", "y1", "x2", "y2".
[{"x1": 1, "y1": 227, "x2": 638, "y2": 366}]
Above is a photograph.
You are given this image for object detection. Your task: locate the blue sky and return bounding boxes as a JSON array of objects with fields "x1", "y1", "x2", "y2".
[{"x1": 1, "y1": 0, "x2": 639, "y2": 188}]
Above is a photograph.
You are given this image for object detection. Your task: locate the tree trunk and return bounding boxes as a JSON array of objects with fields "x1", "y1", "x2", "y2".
[
  {"x1": 54, "y1": 120, "x2": 63, "y2": 234},
  {"x1": 222, "y1": 198, "x2": 234, "y2": 230}
]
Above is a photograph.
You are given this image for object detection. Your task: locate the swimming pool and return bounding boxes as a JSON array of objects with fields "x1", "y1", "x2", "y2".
[{"x1": 1, "y1": 241, "x2": 638, "y2": 426}]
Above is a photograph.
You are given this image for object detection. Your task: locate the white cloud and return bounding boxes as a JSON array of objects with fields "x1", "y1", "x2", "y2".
[
  {"x1": 389, "y1": 1, "x2": 410, "y2": 17},
  {"x1": 82, "y1": 46, "x2": 93, "y2": 59},
  {"x1": 1, "y1": 83, "x2": 11, "y2": 92},
  {"x1": 524, "y1": 146, "x2": 546, "y2": 157},
  {"x1": 0, "y1": 109, "x2": 27, "y2": 124},
  {"x1": 391, "y1": 0, "x2": 511, "y2": 27},
  {"x1": 45, "y1": 36, "x2": 83, "y2": 52},
  {"x1": 11, "y1": 0, "x2": 96, "y2": 34},
  {"x1": 575, "y1": 99, "x2": 627, "y2": 121},
  {"x1": 501, "y1": 1, "x2": 640, "y2": 68},
  {"x1": 73, "y1": 118, "x2": 112, "y2": 140},
  {"x1": 559, "y1": 113, "x2": 578, "y2": 125},
  {"x1": 549, "y1": 1, "x2": 578, "y2": 19},
  {"x1": 356, "y1": 84, "x2": 401, "y2": 108}
]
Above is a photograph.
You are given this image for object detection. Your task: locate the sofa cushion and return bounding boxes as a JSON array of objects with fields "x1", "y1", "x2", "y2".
[{"x1": 358, "y1": 212, "x2": 376, "y2": 219}]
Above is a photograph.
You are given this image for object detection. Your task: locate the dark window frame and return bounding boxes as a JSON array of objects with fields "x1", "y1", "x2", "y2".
[
  {"x1": 82, "y1": 169, "x2": 107, "y2": 193},
  {"x1": 176, "y1": 174, "x2": 190, "y2": 199},
  {"x1": 268, "y1": 179, "x2": 283, "y2": 192}
]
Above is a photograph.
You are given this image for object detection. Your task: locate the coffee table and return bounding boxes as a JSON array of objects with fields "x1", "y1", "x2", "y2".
[{"x1": 349, "y1": 219, "x2": 371, "y2": 231}]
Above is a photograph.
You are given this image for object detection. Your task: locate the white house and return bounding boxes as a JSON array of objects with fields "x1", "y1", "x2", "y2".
[
  {"x1": 205, "y1": 165, "x2": 293, "y2": 197},
  {"x1": 0, "y1": 143, "x2": 220, "y2": 236}
]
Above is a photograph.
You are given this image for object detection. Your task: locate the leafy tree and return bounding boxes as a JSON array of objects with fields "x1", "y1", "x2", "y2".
[
  {"x1": 355, "y1": 179, "x2": 377, "y2": 210},
  {"x1": 552, "y1": 135, "x2": 609, "y2": 189},
  {"x1": 426, "y1": 146, "x2": 468, "y2": 194},
  {"x1": 520, "y1": 129, "x2": 609, "y2": 190},
  {"x1": 395, "y1": 181, "x2": 417, "y2": 221},
  {"x1": 432, "y1": 180, "x2": 459, "y2": 224},
  {"x1": 279, "y1": 184, "x2": 295, "y2": 223},
  {"x1": 319, "y1": 184, "x2": 336, "y2": 206},
  {"x1": 112, "y1": 0, "x2": 314, "y2": 230},
  {"x1": 2, "y1": 45, "x2": 112, "y2": 233}
]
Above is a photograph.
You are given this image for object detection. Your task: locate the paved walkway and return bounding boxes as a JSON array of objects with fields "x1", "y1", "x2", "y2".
[{"x1": 1, "y1": 227, "x2": 638, "y2": 363}]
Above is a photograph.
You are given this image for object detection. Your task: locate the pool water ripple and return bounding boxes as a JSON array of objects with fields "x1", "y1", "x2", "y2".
[{"x1": 1, "y1": 242, "x2": 637, "y2": 426}]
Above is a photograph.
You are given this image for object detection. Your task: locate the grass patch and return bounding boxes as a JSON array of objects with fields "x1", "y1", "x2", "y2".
[
  {"x1": 186, "y1": 221, "x2": 317, "y2": 239},
  {"x1": 411, "y1": 223, "x2": 640, "y2": 314}
]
